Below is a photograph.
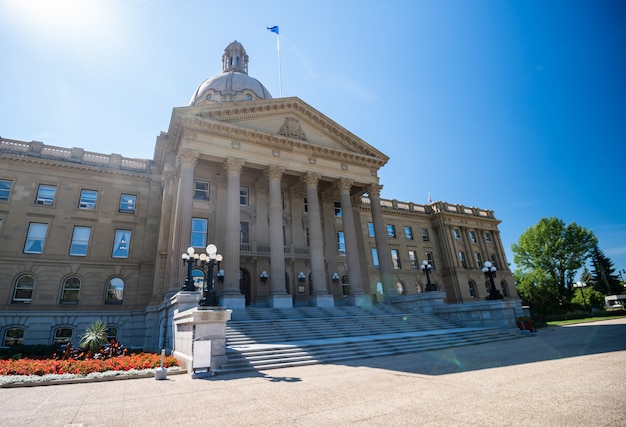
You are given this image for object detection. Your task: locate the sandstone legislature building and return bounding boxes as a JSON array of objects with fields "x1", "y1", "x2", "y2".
[{"x1": 0, "y1": 42, "x2": 515, "y2": 350}]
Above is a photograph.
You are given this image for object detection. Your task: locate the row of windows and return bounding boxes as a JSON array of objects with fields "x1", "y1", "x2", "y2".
[
  {"x1": 371, "y1": 248, "x2": 435, "y2": 270},
  {"x1": 367, "y1": 223, "x2": 431, "y2": 242},
  {"x1": 21, "y1": 223, "x2": 132, "y2": 258},
  {"x1": 453, "y1": 228, "x2": 492, "y2": 244},
  {"x1": 458, "y1": 251, "x2": 498, "y2": 269},
  {"x1": 467, "y1": 280, "x2": 510, "y2": 299},
  {"x1": 193, "y1": 181, "x2": 250, "y2": 205},
  {"x1": 0, "y1": 180, "x2": 137, "y2": 213},
  {"x1": 12, "y1": 274, "x2": 125, "y2": 305},
  {"x1": 2, "y1": 325, "x2": 119, "y2": 347}
]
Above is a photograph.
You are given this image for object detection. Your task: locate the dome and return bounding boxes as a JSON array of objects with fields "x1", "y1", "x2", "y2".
[{"x1": 189, "y1": 41, "x2": 273, "y2": 106}]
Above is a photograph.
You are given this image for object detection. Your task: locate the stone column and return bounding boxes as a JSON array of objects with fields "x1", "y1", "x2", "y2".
[
  {"x1": 367, "y1": 184, "x2": 395, "y2": 299},
  {"x1": 266, "y1": 165, "x2": 292, "y2": 308},
  {"x1": 168, "y1": 149, "x2": 198, "y2": 293},
  {"x1": 303, "y1": 172, "x2": 334, "y2": 307},
  {"x1": 336, "y1": 178, "x2": 371, "y2": 306},
  {"x1": 221, "y1": 158, "x2": 245, "y2": 308}
]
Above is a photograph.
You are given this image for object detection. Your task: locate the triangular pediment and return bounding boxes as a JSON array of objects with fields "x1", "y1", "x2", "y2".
[{"x1": 169, "y1": 97, "x2": 389, "y2": 167}]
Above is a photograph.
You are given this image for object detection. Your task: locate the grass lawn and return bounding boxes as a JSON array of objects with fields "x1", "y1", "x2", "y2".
[{"x1": 547, "y1": 314, "x2": 626, "y2": 326}]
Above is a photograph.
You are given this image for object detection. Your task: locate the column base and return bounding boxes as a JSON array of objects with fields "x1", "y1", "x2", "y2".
[
  {"x1": 347, "y1": 293, "x2": 372, "y2": 307},
  {"x1": 268, "y1": 294, "x2": 293, "y2": 308},
  {"x1": 220, "y1": 294, "x2": 246, "y2": 309},
  {"x1": 311, "y1": 294, "x2": 335, "y2": 307}
]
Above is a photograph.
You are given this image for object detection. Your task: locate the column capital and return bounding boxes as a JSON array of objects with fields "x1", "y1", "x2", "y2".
[
  {"x1": 265, "y1": 165, "x2": 285, "y2": 181},
  {"x1": 367, "y1": 183, "x2": 383, "y2": 198},
  {"x1": 224, "y1": 158, "x2": 245, "y2": 175},
  {"x1": 301, "y1": 172, "x2": 321, "y2": 188},
  {"x1": 335, "y1": 178, "x2": 354, "y2": 193},
  {"x1": 177, "y1": 149, "x2": 199, "y2": 168}
]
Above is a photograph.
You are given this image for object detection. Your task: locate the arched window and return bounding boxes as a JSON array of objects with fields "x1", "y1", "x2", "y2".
[
  {"x1": 468, "y1": 281, "x2": 478, "y2": 299},
  {"x1": 500, "y1": 281, "x2": 509, "y2": 297},
  {"x1": 13, "y1": 274, "x2": 35, "y2": 303},
  {"x1": 3, "y1": 327, "x2": 24, "y2": 346},
  {"x1": 105, "y1": 277, "x2": 124, "y2": 304},
  {"x1": 60, "y1": 276, "x2": 81, "y2": 304},
  {"x1": 106, "y1": 326, "x2": 119, "y2": 342},
  {"x1": 54, "y1": 328, "x2": 73, "y2": 345},
  {"x1": 396, "y1": 282, "x2": 405, "y2": 295}
]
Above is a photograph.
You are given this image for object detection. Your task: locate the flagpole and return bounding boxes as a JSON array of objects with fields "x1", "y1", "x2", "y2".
[{"x1": 276, "y1": 26, "x2": 282, "y2": 97}]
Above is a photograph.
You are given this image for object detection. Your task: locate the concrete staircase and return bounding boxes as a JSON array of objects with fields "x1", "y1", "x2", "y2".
[{"x1": 215, "y1": 306, "x2": 523, "y2": 374}]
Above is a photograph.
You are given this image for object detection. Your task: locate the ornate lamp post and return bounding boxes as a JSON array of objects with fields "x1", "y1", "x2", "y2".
[
  {"x1": 331, "y1": 272, "x2": 340, "y2": 285},
  {"x1": 181, "y1": 247, "x2": 199, "y2": 291},
  {"x1": 421, "y1": 260, "x2": 436, "y2": 291},
  {"x1": 197, "y1": 244, "x2": 223, "y2": 307},
  {"x1": 297, "y1": 272, "x2": 306, "y2": 284},
  {"x1": 259, "y1": 270, "x2": 269, "y2": 285},
  {"x1": 574, "y1": 281, "x2": 588, "y2": 311},
  {"x1": 482, "y1": 261, "x2": 504, "y2": 300}
]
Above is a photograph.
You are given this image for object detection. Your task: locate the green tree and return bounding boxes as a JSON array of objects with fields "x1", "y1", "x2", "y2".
[
  {"x1": 512, "y1": 217, "x2": 597, "y2": 312},
  {"x1": 589, "y1": 246, "x2": 622, "y2": 295},
  {"x1": 514, "y1": 268, "x2": 558, "y2": 319},
  {"x1": 80, "y1": 320, "x2": 109, "y2": 354}
]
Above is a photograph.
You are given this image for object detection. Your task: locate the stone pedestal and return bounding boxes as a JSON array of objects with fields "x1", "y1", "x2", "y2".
[
  {"x1": 346, "y1": 293, "x2": 372, "y2": 307},
  {"x1": 220, "y1": 294, "x2": 246, "y2": 309},
  {"x1": 268, "y1": 294, "x2": 293, "y2": 308},
  {"x1": 311, "y1": 294, "x2": 335, "y2": 308},
  {"x1": 172, "y1": 307, "x2": 232, "y2": 375}
]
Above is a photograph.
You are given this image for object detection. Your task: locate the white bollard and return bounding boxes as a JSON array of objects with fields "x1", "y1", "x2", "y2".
[{"x1": 155, "y1": 349, "x2": 167, "y2": 380}]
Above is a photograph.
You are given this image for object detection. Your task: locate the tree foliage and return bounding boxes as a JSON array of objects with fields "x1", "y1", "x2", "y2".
[
  {"x1": 512, "y1": 217, "x2": 597, "y2": 312},
  {"x1": 589, "y1": 246, "x2": 622, "y2": 295}
]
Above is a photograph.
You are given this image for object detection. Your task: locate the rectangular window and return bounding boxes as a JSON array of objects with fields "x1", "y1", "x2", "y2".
[
  {"x1": 484, "y1": 232, "x2": 492, "y2": 243},
  {"x1": 368, "y1": 223, "x2": 375, "y2": 237},
  {"x1": 305, "y1": 227, "x2": 310, "y2": 247},
  {"x1": 469, "y1": 231, "x2": 477, "y2": 243},
  {"x1": 475, "y1": 252, "x2": 483, "y2": 268},
  {"x1": 240, "y1": 187, "x2": 249, "y2": 205},
  {"x1": 191, "y1": 218, "x2": 207, "y2": 247},
  {"x1": 0, "y1": 179, "x2": 13, "y2": 201},
  {"x1": 387, "y1": 224, "x2": 396, "y2": 238},
  {"x1": 426, "y1": 251, "x2": 435, "y2": 269},
  {"x1": 333, "y1": 201, "x2": 342, "y2": 217},
  {"x1": 371, "y1": 247, "x2": 379, "y2": 268},
  {"x1": 194, "y1": 181, "x2": 210, "y2": 201},
  {"x1": 453, "y1": 229, "x2": 461, "y2": 240},
  {"x1": 391, "y1": 249, "x2": 401, "y2": 269},
  {"x1": 421, "y1": 228, "x2": 430, "y2": 241},
  {"x1": 408, "y1": 250, "x2": 418, "y2": 269},
  {"x1": 78, "y1": 189, "x2": 98, "y2": 210},
  {"x1": 459, "y1": 251, "x2": 467, "y2": 268},
  {"x1": 404, "y1": 226, "x2": 413, "y2": 240},
  {"x1": 337, "y1": 231, "x2": 346, "y2": 255},
  {"x1": 24, "y1": 223, "x2": 48, "y2": 254},
  {"x1": 112, "y1": 230, "x2": 131, "y2": 258},
  {"x1": 240, "y1": 221, "x2": 249, "y2": 243},
  {"x1": 491, "y1": 254, "x2": 498, "y2": 268},
  {"x1": 69, "y1": 226, "x2": 91, "y2": 256},
  {"x1": 35, "y1": 184, "x2": 56, "y2": 205},
  {"x1": 119, "y1": 194, "x2": 136, "y2": 213},
  {"x1": 303, "y1": 197, "x2": 308, "y2": 213}
]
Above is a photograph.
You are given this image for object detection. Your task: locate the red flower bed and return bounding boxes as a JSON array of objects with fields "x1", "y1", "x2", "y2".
[{"x1": 0, "y1": 353, "x2": 178, "y2": 376}]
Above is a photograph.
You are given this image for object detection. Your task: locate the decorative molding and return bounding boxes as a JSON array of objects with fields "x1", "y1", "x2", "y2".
[
  {"x1": 223, "y1": 158, "x2": 244, "y2": 175},
  {"x1": 177, "y1": 149, "x2": 199, "y2": 168},
  {"x1": 265, "y1": 165, "x2": 285, "y2": 181},
  {"x1": 336, "y1": 178, "x2": 353, "y2": 193},
  {"x1": 278, "y1": 117, "x2": 307, "y2": 141},
  {"x1": 308, "y1": 156, "x2": 316, "y2": 164},
  {"x1": 301, "y1": 172, "x2": 321, "y2": 188},
  {"x1": 272, "y1": 149, "x2": 281, "y2": 157}
]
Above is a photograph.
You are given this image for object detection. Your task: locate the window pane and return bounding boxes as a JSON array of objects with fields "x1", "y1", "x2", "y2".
[
  {"x1": 391, "y1": 249, "x2": 401, "y2": 269},
  {"x1": 239, "y1": 187, "x2": 249, "y2": 205},
  {"x1": 240, "y1": 221, "x2": 249, "y2": 243},
  {"x1": 404, "y1": 226, "x2": 413, "y2": 240},
  {"x1": 119, "y1": 194, "x2": 136, "y2": 213},
  {"x1": 54, "y1": 328, "x2": 73, "y2": 344},
  {"x1": 13, "y1": 274, "x2": 35, "y2": 303},
  {"x1": 191, "y1": 218, "x2": 207, "y2": 247},
  {"x1": 36, "y1": 184, "x2": 56, "y2": 205},
  {"x1": 194, "y1": 181, "x2": 210, "y2": 200},
  {"x1": 61, "y1": 276, "x2": 81, "y2": 304},
  {"x1": 70, "y1": 226, "x2": 91, "y2": 256},
  {"x1": 112, "y1": 230, "x2": 131, "y2": 258},
  {"x1": 409, "y1": 250, "x2": 418, "y2": 269},
  {"x1": 106, "y1": 277, "x2": 124, "y2": 303},
  {"x1": 333, "y1": 201, "x2": 342, "y2": 217},
  {"x1": 79, "y1": 189, "x2": 98, "y2": 209},
  {"x1": 387, "y1": 225, "x2": 396, "y2": 238},
  {"x1": 337, "y1": 231, "x2": 346, "y2": 255},
  {"x1": 367, "y1": 223, "x2": 375, "y2": 237},
  {"x1": 421, "y1": 228, "x2": 430, "y2": 241},
  {"x1": 371, "y1": 247, "x2": 379, "y2": 268},
  {"x1": 24, "y1": 223, "x2": 48, "y2": 253},
  {"x1": 0, "y1": 179, "x2": 13, "y2": 201},
  {"x1": 3, "y1": 328, "x2": 24, "y2": 346}
]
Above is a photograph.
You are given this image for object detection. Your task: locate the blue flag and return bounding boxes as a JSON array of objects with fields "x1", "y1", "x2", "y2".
[{"x1": 267, "y1": 25, "x2": 279, "y2": 35}]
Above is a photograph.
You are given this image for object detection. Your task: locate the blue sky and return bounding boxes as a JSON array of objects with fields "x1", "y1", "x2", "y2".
[{"x1": 1, "y1": 0, "x2": 625, "y2": 278}]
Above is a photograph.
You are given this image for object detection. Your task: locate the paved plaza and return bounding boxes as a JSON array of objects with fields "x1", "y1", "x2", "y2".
[{"x1": 1, "y1": 318, "x2": 625, "y2": 426}]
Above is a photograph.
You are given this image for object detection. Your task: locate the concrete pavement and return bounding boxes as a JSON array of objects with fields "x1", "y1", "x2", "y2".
[{"x1": 1, "y1": 318, "x2": 625, "y2": 426}]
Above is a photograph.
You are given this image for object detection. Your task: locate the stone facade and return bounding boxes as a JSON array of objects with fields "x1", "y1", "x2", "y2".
[{"x1": 0, "y1": 42, "x2": 516, "y2": 351}]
